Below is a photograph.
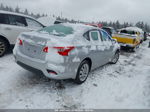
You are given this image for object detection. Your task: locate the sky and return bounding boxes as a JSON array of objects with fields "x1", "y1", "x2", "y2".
[{"x1": 0, "y1": 0, "x2": 150, "y2": 24}]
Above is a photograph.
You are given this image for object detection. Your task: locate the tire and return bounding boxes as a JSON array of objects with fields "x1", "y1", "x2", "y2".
[
  {"x1": 110, "y1": 51, "x2": 120, "y2": 64},
  {"x1": 0, "y1": 38, "x2": 9, "y2": 57},
  {"x1": 74, "y1": 60, "x2": 90, "y2": 84},
  {"x1": 130, "y1": 47, "x2": 136, "y2": 52},
  {"x1": 130, "y1": 45, "x2": 139, "y2": 52}
]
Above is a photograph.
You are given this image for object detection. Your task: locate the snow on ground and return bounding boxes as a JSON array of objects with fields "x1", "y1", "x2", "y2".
[{"x1": 0, "y1": 40, "x2": 150, "y2": 109}]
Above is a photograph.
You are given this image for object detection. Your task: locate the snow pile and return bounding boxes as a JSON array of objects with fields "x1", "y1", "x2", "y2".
[{"x1": 37, "y1": 16, "x2": 56, "y2": 26}]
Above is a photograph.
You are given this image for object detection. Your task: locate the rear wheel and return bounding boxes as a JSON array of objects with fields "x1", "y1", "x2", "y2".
[
  {"x1": 110, "y1": 51, "x2": 120, "y2": 64},
  {"x1": 130, "y1": 47, "x2": 136, "y2": 52},
  {"x1": 130, "y1": 45, "x2": 139, "y2": 52},
  {"x1": 74, "y1": 60, "x2": 90, "y2": 84},
  {"x1": 0, "y1": 39, "x2": 8, "y2": 57}
]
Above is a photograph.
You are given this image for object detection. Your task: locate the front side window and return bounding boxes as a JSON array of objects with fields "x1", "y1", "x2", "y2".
[
  {"x1": 90, "y1": 31, "x2": 99, "y2": 41},
  {"x1": 39, "y1": 24, "x2": 74, "y2": 37},
  {"x1": 8, "y1": 15, "x2": 27, "y2": 27},
  {"x1": 101, "y1": 30, "x2": 111, "y2": 41},
  {"x1": 0, "y1": 14, "x2": 9, "y2": 24},
  {"x1": 26, "y1": 18, "x2": 43, "y2": 29}
]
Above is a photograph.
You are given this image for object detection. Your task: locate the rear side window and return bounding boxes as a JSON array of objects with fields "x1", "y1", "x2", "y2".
[
  {"x1": 0, "y1": 14, "x2": 9, "y2": 24},
  {"x1": 83, "y1": 32, "x2": 90, "y2": 41},
  {"x1": 90, "y1": 31, "x2": 99, "y2": 41},
  {"x1": 26, "y1": 18, "x2": 43, "y2": 29},
  {"x1": 101, "y1": 30, "x2": 111, "y2": 41},
  {"x1": 8, "y1": 15, "x2": 27, "y2": 27}
]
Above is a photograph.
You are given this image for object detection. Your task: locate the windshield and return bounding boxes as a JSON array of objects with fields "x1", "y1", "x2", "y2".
[{"x1": 38, "y1": 24, "x2": 74, "y2": 37}]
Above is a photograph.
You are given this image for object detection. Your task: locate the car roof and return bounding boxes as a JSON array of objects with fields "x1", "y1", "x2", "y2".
[{"x1": 0, "y1": 10, "x2": 35, "y2": 20}]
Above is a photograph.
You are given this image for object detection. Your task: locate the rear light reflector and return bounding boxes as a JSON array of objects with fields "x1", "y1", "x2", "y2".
[
  {"x1": 47, "y1": 70, "x2": 57, "y2": 75},
  {"x1": 133, "y1": 38, "x2": 138, "y2": 44},
  {"x1": 19, "y1": 39, "x2": 23, "y2": 45},
  {"x1": 53, "y1": 46, "x2": 75, "y2": 56}
]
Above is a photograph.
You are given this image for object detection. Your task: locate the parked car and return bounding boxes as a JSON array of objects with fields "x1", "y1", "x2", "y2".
[
  {"x1": 13, "y1": 23, "x2": 120, "y2": 84},
  {"x1": 0, "y1": 11, "x2": 44, "y2": 57},
  {"x1": 102, "y1": 27, "x2": 117, "y2": 36},
  {"x1": 112, "y1": 27, "x2": 142, "y2": 51}
]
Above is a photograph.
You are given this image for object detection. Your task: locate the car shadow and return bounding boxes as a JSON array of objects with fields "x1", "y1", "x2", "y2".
[{"x1": 15, "y1": 70, "x2": 76, "y2": 92}]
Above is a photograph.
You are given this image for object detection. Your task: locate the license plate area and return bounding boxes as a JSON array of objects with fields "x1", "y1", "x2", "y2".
[
  {"x1": 25, "y1": 44, "x2": 40, "y2": 57},
  {"x1": 22, "y1": 41, "x2": 45, "y2": 60}
]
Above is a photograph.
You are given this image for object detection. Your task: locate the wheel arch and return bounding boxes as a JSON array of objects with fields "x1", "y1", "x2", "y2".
[
  {"x1": 0, "y1": 35, "x2": 10, "y2": 48},
  {"x1": 82, "y1": 57, "x2": 92, "y2": 71}
]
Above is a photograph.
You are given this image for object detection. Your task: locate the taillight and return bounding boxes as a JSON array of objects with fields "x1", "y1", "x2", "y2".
[
  {"x1": 19, "y1": 39, "x2": 23, "y2": 45},
  {"x1": 53, "y1": 46, "x2": 75, "y2": 56},
  {"x1": 133, "y1": 39, "x2": 136, "y2": 44},
  {"x1": 43, "y1": 46, "x2": 48, "y2": 53}
]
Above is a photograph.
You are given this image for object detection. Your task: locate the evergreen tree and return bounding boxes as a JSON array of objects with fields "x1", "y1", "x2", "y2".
[
  {"x1": 24, "y1": 9, "x2": 29, "y2": 15},
  {"x1": 15, "y1": 6, "x2": 20, "y2": 13},
  {"x1": 0, "y1": 3, "x2": 5, "y2": 10},
  {"x1": 0, "y1": 3, "x2": 150, "y2": 32},
  {"x1": 116, "y1": 20, "x2": 120, "y2": 29}
]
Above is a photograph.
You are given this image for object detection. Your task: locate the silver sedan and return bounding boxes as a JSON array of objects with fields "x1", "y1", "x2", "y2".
[{"x1": 13, "y1": 23, "x2": 120, "y2": 84}]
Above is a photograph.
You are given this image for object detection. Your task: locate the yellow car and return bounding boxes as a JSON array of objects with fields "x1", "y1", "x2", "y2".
[{"x1": 112, "y1": 27, "x2": 142, "y2": 51}]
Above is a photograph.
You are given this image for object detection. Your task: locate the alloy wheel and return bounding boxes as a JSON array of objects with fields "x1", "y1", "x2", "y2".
[
  {"x1": 79, "y1": 63, "x2": 89, "y2": 82},
  {"x1": 0, "y1": 41, "x2": 5, "y2": 56},
  {"x1": 112, "y1": 52, "x2": 119, "y2": 64}
]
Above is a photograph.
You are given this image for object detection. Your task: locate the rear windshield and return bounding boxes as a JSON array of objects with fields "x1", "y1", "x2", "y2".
[
  {"x1": 120, "y1": 30, "x2": 135, "y2": 35},
  {"x1": 38, "y1": 24, "x2": 74, "y2": 37}
]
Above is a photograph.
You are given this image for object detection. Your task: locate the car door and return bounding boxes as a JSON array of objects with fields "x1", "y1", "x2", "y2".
[
  {"x1": 0, "y1": 13, "x2": 10, "y2": 38},
  {"x1": 1, "y1": 14, "x2": 30, "y2": 44},
  {"x1": 89, "y1": 30, "x2": 106, "y2": 68},
  {"x1": 100, "y1": 30, "x2": 114, "y2": 63}
]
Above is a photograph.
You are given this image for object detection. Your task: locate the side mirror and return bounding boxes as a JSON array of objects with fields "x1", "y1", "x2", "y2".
[
  {"x1": 112, "y1": 39, "x2": 117, "y2": 44},
  {"x1": 112, "y1": 38, "x2": 117, "y2": 42}
]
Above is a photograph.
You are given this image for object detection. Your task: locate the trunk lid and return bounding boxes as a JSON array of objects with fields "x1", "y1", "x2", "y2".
[
  {"x1": 19, "y1": 32, "x2": 74, "y2": 61},
  {"x1": 19, "y1": 32, "x2": 50, "y2": 60}
]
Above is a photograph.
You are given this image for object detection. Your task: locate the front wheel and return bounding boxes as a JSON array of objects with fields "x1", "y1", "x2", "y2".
[
  {"x1": 0, "y1": 39, "x2": 8, "y2": 57},
  {"x1": 110, "y1": 51, "x2": 120, "y2": 64},
  {"x1": 74, "y1": 60, "x2": 90, "y2": 84}
]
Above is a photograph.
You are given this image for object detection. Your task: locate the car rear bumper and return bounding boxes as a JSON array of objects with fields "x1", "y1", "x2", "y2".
[
  {"x1": 14, "y1": 51, "x2": 77, "y2": 80},
  {"x1": 119, "y1": 43, "x2": 138, "y2": 48}
]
